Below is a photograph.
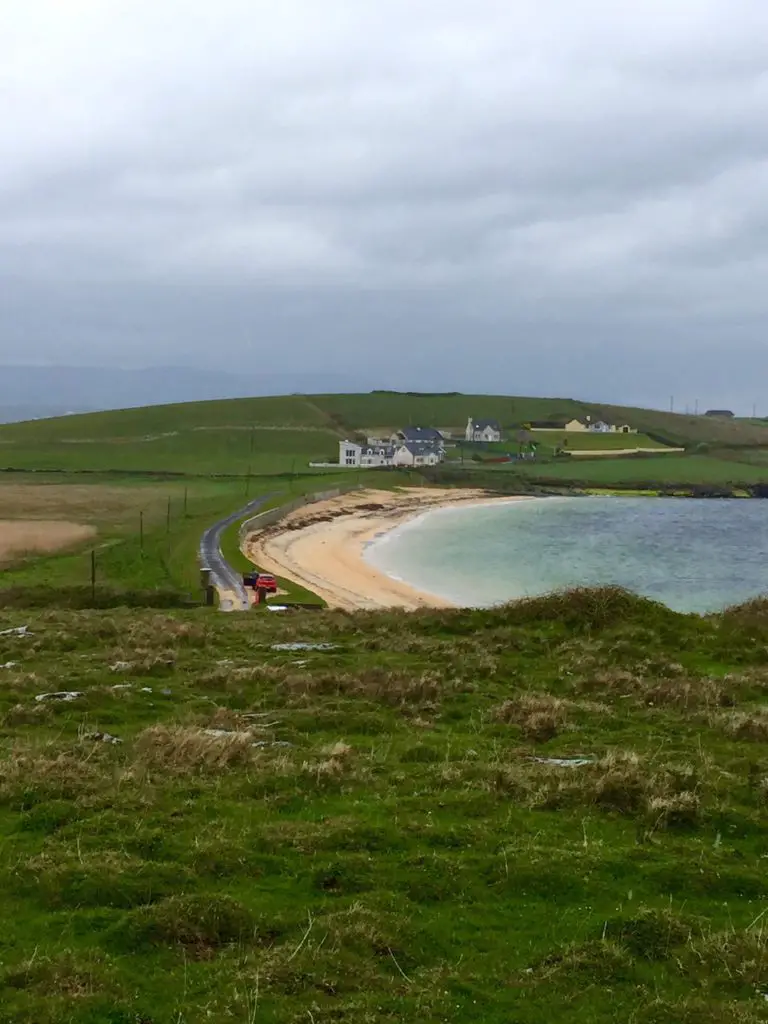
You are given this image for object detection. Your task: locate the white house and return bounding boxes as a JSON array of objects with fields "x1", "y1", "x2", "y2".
[
  {"x1": 530, "y1": 418, "x2": 637, "y2": 434},
  {"x1": 588, "y1": 421, "x2": 637, "y2": 434},
  {"x1": 465, "y1": 417, "x2": 502, "y2": 442},
  {"x1": 392, "y1": 442, "x2": 442, "y2": 467},
  {"x1": 564, "y1": 418, "x2": 588, "y2": 432},
  {"x1": 339, "y1": 441, "x2": 396, "y2": 468},
  {"x1": 339, "y1": 441, "x2": 362, "y2": 467},
  {"x1": 338, "y1": 436, "x2": 443, "y2": 468}
]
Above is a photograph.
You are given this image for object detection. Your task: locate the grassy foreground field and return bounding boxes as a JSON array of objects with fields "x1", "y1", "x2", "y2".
[{"x1": 1, "y1": 591, "x2": 768, "y2": 1022}]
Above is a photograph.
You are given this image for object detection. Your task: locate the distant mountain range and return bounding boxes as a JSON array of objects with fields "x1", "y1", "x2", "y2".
[{"x1": 0, "y1": 366, "x2": 366, "y2": 423}]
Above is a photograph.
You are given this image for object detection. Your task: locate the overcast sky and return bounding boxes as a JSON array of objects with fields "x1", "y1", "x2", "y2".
[{"x1": 2, "y1": 1, "x2": 768, "y2": 411}]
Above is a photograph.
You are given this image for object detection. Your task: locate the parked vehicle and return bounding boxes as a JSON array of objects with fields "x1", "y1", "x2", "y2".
[
  {"x1": 243, "y1": 571, "x2": 277, "y2": 594},
  {"x1": 256, "y1": 573, "x2": 277, "y2": 593}
]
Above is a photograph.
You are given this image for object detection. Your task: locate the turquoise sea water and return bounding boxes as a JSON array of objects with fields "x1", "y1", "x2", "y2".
[{"x1": 364, "y1": 497, "x2": 768, "y2": 614}]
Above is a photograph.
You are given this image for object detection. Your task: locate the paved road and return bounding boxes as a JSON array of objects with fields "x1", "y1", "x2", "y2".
[{"x1": 199, "y1": 496, "x2": 269, "y2": 611}]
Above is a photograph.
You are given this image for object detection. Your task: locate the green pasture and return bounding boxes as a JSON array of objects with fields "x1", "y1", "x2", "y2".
[
  {"x1": 515, "y1": 454, "x2": 768, "y2": 485},
  {"x1": 0, "y1": 592, "x2": 767, "y2": 1020}
]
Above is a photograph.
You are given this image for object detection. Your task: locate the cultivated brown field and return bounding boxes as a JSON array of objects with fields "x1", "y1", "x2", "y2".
[
  {"x1": 0, "y1": 520, "x2": 96, "y2": 565},
  {"x1": 0, "y1": 479, "x2": 191, "y2": 528}
]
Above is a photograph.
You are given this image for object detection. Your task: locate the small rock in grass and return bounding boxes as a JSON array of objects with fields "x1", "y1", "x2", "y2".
[
  {"x1": 271, "y1": 642, "x2": 337, "y2": 651},
  {"x1": 84, "y1": 731, "x2": 123, "y2": 745},
  {"x1": 110, "y1": 661, "x2": 132, "y2": 672},
  {"x1": 532, "y1": 756, "x2": 594, "y2": 768},
  {"x1": 35, "y1": 691, "x2": 83, "y2": 704}
]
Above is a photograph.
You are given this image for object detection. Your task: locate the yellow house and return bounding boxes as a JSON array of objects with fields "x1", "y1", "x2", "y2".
[{"x1": 564, "y1": 419, "x2": 588, "y2": 432}]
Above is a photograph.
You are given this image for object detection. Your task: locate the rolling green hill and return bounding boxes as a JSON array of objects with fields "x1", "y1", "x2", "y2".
[{"x1": 1, "y1": 392, "x2": 768, "y2": 478}]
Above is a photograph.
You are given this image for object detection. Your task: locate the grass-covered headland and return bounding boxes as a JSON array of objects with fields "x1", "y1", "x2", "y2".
[{"x1": 2, "y1": 589, "x2": 768, "y2": 1022}]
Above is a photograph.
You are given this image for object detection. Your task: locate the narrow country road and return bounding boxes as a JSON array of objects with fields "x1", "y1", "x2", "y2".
[{"x1": 199, "y1": 496, "x2": 269, "y2": 611}]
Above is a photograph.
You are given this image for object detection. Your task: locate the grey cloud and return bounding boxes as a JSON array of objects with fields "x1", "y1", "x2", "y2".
[{"x1": 1, "y1": 0, "x2": 768, "y2": 411}]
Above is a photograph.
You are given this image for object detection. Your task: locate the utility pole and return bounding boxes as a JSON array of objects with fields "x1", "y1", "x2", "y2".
[
  {"x1": 670, "y1": 395, "x2": 674, "y2": 413},
  {"x1": 753, "y1": 402, "x2": 758, "y2": 419},
  {"x1": 694, "y1": 399, "x2": 699, "y2": 416},
  {"x1": 183, "y1": 487, "x2": 188, "y2": 517}
]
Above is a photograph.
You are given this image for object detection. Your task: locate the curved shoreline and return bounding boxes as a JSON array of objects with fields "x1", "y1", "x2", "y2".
[{"x1": 243, "y1": 487, "x2": 532, "y2": 611}]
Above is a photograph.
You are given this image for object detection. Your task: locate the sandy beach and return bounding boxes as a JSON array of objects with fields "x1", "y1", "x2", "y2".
[{"x1": 243, "y1": 487, "x2": 531, "y2": 611}]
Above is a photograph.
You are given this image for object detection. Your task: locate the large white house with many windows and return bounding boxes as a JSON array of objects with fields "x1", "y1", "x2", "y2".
[{"x1": 339, "y1": 431, "x2": 444, "y2": 469}]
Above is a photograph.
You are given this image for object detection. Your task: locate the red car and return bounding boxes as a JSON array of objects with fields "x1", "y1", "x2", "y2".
[{"x1": 243, "y1": 572, "x2": 278, "y2": 593}]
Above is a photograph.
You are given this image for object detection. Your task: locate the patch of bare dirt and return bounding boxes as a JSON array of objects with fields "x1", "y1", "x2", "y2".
[{"x1": 0, "y1": 521, "x2": 96, "y2": 565}]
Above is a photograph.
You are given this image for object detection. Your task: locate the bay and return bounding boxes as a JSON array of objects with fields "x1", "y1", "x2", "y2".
[{"x1": 364, "y1": 496, "x2": 768, "y2": 613}]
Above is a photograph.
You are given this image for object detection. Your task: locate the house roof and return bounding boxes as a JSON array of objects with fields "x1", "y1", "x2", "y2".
[
  {"x1": 360, "y1": 445, "x2": 395, "y2": 458},
  {"x1": 399, "y1": 441, "x2": 440, "y2": 455},
  {"x1": 399, "y1": 426, "x2": 443, "y2": 442},
  {"x1": 471, "y1": 419, "x2": 501, "y2": 431},
  {"x1": 705, "y1": 409, "x2": 734, "y2": 417}
]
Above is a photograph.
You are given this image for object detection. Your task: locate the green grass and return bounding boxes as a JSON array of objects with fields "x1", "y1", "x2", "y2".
[
  {"x1": 590, "y1": 403, "x2": 768, "y2": 448},
  {"x1": 4, "y1": 393, "x2": 768, "y2": 481},
  {"x1": 529, "y1": 432, "x2": 672, "y2": 451},
  {"x1": 2, "y1": 590, "x2": 768, "y2": 1020},
  {"x1": 0, "y1": 396, "x2": 332, "y2": 442},
  {"x1": 512, "y1": 454, "x2": 768, "y2": 485},
  {"x1": 0, "y1": 476, "x2": 275, "y2": 604},
  {"x1": 312, "y1": 392, "x2": 593, "y2": 434},
  {"x1": 0, "y1": 428, "x2": 340, "y2": 476},
  {"x1": 446, "y1": 434, "x2": 673, "y2": 462}
]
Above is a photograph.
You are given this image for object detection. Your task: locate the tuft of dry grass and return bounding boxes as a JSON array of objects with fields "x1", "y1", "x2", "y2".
[
  {"x1": 2, "y1": 950, "x2": 110, "y2": 998},
  {"x1": 647, "y1": 791, "x2": 702, "y2": 830},
  {"x1": 494, "y1": 694, "x2": 576, "y2": 742},
  {"x1": 133, "y1": 725, "x2": 254, "y2": 773},
  {"x1": 722, "y1": 711, "x2": 768, "y2": 742},
  {"x1": 280, "y1": 667, "x2": 446, "y2": 707},
  {"x1": 304, "y1": 741, "x2": 358, "y2": 781},
  {"x1": 533, "y1": 938, "x2": 634, "y2": 982},
  {"x1": 690, "y1": 928, "x2": 768, "y2": 987},
  {"x1": 1, "y1": 702, "x2": 52, "y2": 726},
  {"x1": 493, "y1": 750, "x2": 705, "y2": 823},
  {"x1": 0, "y1": 746, "x2": 105, "y2": 803}
]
